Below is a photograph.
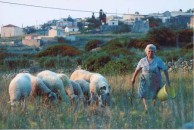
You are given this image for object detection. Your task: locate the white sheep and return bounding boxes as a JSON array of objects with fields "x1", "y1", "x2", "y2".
[
  {"x1": 37, "y1": 70, "x2": 78, "y2": 105},
  {"x1": 9, "y1": 73, "x2": 57, "y2": 111},
  {"x1": 70, "y1": 69, "x2": 111, "y2": 106},
  {"x1": 70, "y1": 79, "x2": 84, "y2": 100},
  {"x1": 56, "y1": 73, "x2": 78, "y2": 103},
  {"x1": 74, "y1": 79, "x2": 90, "y2": 100}
]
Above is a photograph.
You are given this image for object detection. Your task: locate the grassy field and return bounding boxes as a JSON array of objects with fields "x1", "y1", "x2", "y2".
[
  {"x1": 0, "y1": 70, "x2": 193, "y2": 129},
  {"x1": 0, "y1": 32, "x2": 193, "y2": 128}
]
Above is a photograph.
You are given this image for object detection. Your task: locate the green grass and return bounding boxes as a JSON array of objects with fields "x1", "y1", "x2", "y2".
[{"x1": 0, "y1": 70, "x2": 193, "y2": 129}]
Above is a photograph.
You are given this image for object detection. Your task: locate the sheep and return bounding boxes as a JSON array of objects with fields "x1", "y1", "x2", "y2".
[
  {"x1": 69, "y1": 79, "x2": 84, "y2": 100},
  {"x1": 74, "y1": 79, "x2": 90, "y2": 101},
  {"x1": 9, "y1": 73, "x2": 57, "y2": 111},
  {"x1": 56, "y1": 73, "x2": 78, "y2": 103},
  {"x1": 37, "y1": 70, "x2": 77, "y2": 105},
  {"x1": 70, "y1": 69, "x2": 111, "y2": 107}
]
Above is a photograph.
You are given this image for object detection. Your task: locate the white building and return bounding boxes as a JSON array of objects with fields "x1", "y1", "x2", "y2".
[
  {"x1": 188, "y1": 16, "x2": 194, "y2": 28},
  {"x1": 65, "y1": 26, "x2": 79, "y2": 33},
  {"x1": 1, "y1": 24, "x2": 24, "y2": 37},
  {"x1": 108, "y1": 19, "x2": 119, "y2": 26}
]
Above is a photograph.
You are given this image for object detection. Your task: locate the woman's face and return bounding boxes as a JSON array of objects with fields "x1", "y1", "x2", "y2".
[{"x1": 146, "y1": 49, "x2": 155, "y2": 59}]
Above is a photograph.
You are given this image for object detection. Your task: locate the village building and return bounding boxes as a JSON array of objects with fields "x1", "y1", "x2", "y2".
[
  {"x1": 65, "y1": 26, "x2": 79, "y2": 34},
  {"x1": 1, "y1": 24, "x2": 24, "y2": 37},
  {"x1": 48, "y1": 28, "x2": 65, "y2": 37},
  {"x1": 22, "y1": 34, "x2": 42, "y2": 47}
]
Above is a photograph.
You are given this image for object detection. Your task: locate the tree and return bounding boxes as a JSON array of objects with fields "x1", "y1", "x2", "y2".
[
  {"x1": 86, "y1": 17, "x2": 101, "y2": 29},
  {"x1": 135, "y1": 11, "x2": 139, "y2": 15},
  {"x1": 148, "y1": 17, "x2": 162, "y2": 28},
  {"x1": 23, "y1": 26, "x2": 36, "y2": 34},
  {"x1": 99, "y1": 9, "x2": 103, "y2": 21},
  {"x1": 186, "y1": 9, "x2": 194, "y2": 13},
  {"x1": 99, "y1": 9, "x2": 106, "y2": 24},
  {"x1": 92, "y1": 12, "x2": 95, "y2": 19}
]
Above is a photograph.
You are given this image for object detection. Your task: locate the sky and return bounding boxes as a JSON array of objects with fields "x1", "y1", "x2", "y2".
[{"x1": 0, "y1": 0, "x2": 193, "y2": 28}]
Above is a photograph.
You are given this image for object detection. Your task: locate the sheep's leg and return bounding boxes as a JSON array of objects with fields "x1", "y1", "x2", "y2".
[
  {"x1": 21, "y1": 98, "x2": 26, "y2": 111},
  {"x1": 87, "y1": 92, "x2": 94, "y2": 105},
  {"x1": 11, "y1": 105, "x2": 14, "y2": 112}
]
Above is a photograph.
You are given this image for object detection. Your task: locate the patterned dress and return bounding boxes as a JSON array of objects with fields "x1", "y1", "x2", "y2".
[{"x1": 136, "y1": 56, "x2": 167, "y2": 99}]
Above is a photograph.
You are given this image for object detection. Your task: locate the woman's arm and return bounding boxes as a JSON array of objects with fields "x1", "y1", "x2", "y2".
[{"x1": 131, "y1": 69, "x2": 140, "y2": 85}]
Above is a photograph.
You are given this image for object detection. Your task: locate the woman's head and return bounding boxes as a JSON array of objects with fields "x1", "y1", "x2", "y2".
[
  {"x1": 145, "y1": 44, "x2": 156, "y2": 53},
  {"x1": 145, "y1": 44, "x2": 156, "y2": 58}
]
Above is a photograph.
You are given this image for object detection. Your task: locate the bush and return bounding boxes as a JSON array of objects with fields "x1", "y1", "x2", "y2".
[
  {"x1": 57, "y1": 37, "x2": 70, "y2": 43},
  {"x1": 36, "y1": 44, "x2": 82, "y2": 57},
  {"x1": 3, "y1": 58, "x2": 30, "y2": 70},
  {"x1": 82, "y1": 52, "x2": 111, "y2": 71},
  {"x1": 102, "y1": 38, "x2": 125, "y2": 51},
  {"x1": 99, "y1": 59, "x2": 130, "y2": 75},
  {"x1": 38, "y1": 57, "x2": 57, "y2": 68},
  {"x1": 107, "y1": 48, "x2": 133, "y2": 57},
  {"x1": 38, "y1": 56, "x2": 79, "y2": 70},
  {"x1": 126, "y1": 38, "x2": 160, "y2": 50},
  {"x1": 178, "y1": 29, "x2": 193, "y2": 43},
  {"x1": 85, "y1": 39, "x2": 102, "y2": 51},
  {"x1": 112, "y1": 24, "x2": 131, "y2": 34},
  {"x1": 183, "y1": 43, "x2": 193, "y2": 50},
  {"x1": 147, "y1": 27, "x2": 176, "y2": 46}
]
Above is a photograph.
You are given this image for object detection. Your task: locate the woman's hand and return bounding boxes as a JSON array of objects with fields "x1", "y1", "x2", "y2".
[{"x1": 131, "y1": 69, "x2": 139, "y2": 85}]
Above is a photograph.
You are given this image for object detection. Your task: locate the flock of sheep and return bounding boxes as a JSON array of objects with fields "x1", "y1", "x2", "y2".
[{"x1": 8, "y1": 69, "x2": 111, "y2": 111}]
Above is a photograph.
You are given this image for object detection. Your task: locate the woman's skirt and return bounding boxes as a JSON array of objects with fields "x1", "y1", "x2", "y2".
[{"x1": 138, "y1": 73, "x2": 161, "y2": 99}]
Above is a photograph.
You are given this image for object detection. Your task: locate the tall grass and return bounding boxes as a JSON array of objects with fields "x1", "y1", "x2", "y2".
[{"x1": 0, "y1": 70, "x2": 193, "y2": 129}]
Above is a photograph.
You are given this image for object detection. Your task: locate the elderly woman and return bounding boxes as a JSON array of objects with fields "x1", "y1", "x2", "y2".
[{"x1": 131, "y1": 44, "x2": 170, "y2": 112}]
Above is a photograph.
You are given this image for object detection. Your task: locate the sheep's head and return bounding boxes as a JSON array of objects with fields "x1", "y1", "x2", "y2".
[
  {"x1": 98, "y1": 84, "x2": 111, "y2": 96},
  {"x1": 101, "y1": 93, "x2": 111, "y2": 106}
]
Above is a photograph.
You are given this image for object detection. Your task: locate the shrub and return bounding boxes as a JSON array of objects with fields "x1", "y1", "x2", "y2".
[
  {"x1": 102, "y1": 38, "x2": 125, "y2": 51},
  {"x1": 38, "y1": 57, "x2": 57, "y2": 68},
  {"x1": 183, "y1": 43, "x2": 193, "y2": 50},
  {"x1": 107, "y1": 48, "x2": 133, "y2": 57},
  {"x1": 147, "y1": 27, "x2": 176, "y2": 46},
  {"x1": 36, "y1": 44, "x2": 82, "y2": 57},
  {"x1": 178, "y1": 29, "x2": 193, "y2": 43},
  {"x1": 82, "y1": 52, "x2": 111, "y2": 71},
  {"x1": 3, "y1": 58, "x2": 30, "y2": 70},
  {"x1": 99, "y1": 59, "x2": 129, "y2": 75},
  {"x1": 37, "y1": 56, "x2": 79, "y2": 70},
  {"x1": 85, "y1": 39, "x2": 102, "y2": 51},
  {"x1": 126, "y1": 38, "x2": 160, "y2": 50}
]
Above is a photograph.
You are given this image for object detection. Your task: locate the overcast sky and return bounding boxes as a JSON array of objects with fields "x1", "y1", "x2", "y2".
[{"x1": 0, "y1": 0, "x2": 193, "y2": 27}]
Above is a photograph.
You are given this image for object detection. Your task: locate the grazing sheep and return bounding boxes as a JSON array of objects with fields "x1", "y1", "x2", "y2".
[
  {"x1": 70, "y1": 79, "x2": 84, "y2": 100},
  {"x1": 37, "y1": 70, "x2": 77, "y2": 105},
  {"x1": 9, "y1": 73, "x2": 57, "y2": 111},
  {"x1": 74, "y1": 79, "x2": 90, "y2": 101},
  {"x1": 56, "y1": 73, "x2": 78, "y2": 103},
  {"x1": 70, "y1": 69, "x2": 111, "y2": 106}
]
